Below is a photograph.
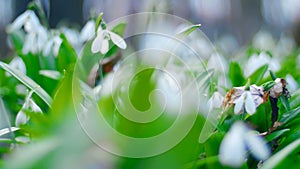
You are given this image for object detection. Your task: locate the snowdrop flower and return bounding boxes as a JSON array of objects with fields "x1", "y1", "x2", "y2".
[
  {"x1": 6, "y1": 56, "x2": 26, "y2": 75},
  {"x1": 207, "y1": 91, "x2": 224, "y2": 112},
  {"x1": 253, "y1": 30, "x2": 276, "y2": 51},
  {"x1": 91, "y1": 27, "x2": 127, "y2": 54},
  {"x1": 224, "y1": 85, "x2": 266, "y2": 115},
  {"x1": 43, "y1": 33, "x2": 62, "y2": 57},
  {"x1": 80, "y1": 20, "x2": 95, "y2": 42},
  {"x1": 61, "y1": 27, "x2": 81, "y2": 50},
  {"x1": 15, "y1": 97, "x2": 42, "y2": 127},
  {"x1": 244, "y1": 52, "x2": 280, "y2": 77},
  {"x1": 286, "y1": 74, "x2": 298, "y2": 91},
  {"x1": 219, "y1": 122, "x2": 270, "y2": 168},
  {"x1": 8, "y1": 10, "x2": 48, "y2": 54},
  {"x1": 234, "y1": 90, "x2": 256, "y2": 115}
]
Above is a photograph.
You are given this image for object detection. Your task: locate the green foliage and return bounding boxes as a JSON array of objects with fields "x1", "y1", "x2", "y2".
[
  {"x1": 229, "y1": 62, "x2": 245, "y2": 86},
  {"x1": 0, "y1": 61, "x2": 52, "y2": 106},
  {"x1": 1, "y1": 4, "x2": 300, "y2": 169},
  {"x1": 248, "y1": 64, "x2": 268, "y2": 84}
]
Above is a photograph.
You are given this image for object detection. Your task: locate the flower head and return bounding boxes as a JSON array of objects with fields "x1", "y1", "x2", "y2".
[
  {"x1": 219, "y1": 122, "x2": 270, "y2": 168},
  {"x1": 91, "y1": 27, "x2": 127, "y2": 54},
  {"x1": 207, "y1": 91, "x2": 224, "y2": 112},
  {"x1": 8, "y1": 10, "x2": 48, "y2": 54},
  {"x1": 224, "y1": 85, "x2": 267, "y2": 115},
  {"x1": 80, "y1": 20, "x2": 96, "y2": 42},
  {"x1": 43, "y1": 32, "x2": 62, "y2": 57}
]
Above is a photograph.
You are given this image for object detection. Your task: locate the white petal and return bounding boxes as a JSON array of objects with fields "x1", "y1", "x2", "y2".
[
  {"x1": 109, "y1": 31, "x2": 127, "y2": 49},
  {"x1": 286, "y1": 74, "x2": 298, "y2": 91},
  {"x1": 29, "y1": 99, "x2": 42, "y2": 113},
  {"x1": 80, "y1": 20, "x2": 95, "y2": 41},
  {"x1": 234, "y1": 93, "x2": 245, "y2": 114},
  {"x1": 213, "y1": 92, "x2": 224, "y2": 108},
  {"x1": 43, "y1": 40, "x2": 53, "y2": 56},
  {"x1": 219, "y1": 122, "x2": 247, "y2": 167},
  {"x1": 9, "y1": 57, "x2": 26, "y2": 74},
  {"x1": 207, "y1": 97, "x2": 213, "y2": 112},
  {"x1": 51, "y1": 36, "x2": 62, "y2": 56},
  {"x1": 245, "y1": 131, "x2": 270, "y2": 161},
  {"x1": 22, "y1": 33, "x2": 35, "y2": 54},
  {"x1": 7, "y1": 10, "x2": 31, "y2": 32},
  {"x1": 15, "y1": 110, "x2": 29, "y2": 127},
  {"x1": 91, "y1": 34, "x2": 103, "y2": 53},
  {"x1": 245, "y1": 92, "x2": 256, "y2": 115},
  {"x1": 100, "y1": 39, "x2": 109, "y2": 54}
]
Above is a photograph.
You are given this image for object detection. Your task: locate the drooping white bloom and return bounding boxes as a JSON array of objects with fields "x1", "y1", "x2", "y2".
[
  {"x1": 15, "y1": 98, "x2": 42, "y2": 127},
  {"x1": 224, "y1": 85, "x2": 266, "y2": 115},
  {"x1": 219, "y1": 122, "x2": 270, "y2": 168},
  {"x1": 43, "y1": 33, "x2": 62, "y2": 57},
  {"x1": 234, "y1": 90, "x2": 256, "y2": 115},
  {"x1": 8, "y1": 10, "x2": 48, "y2": 54},
  {"x1": 207, "y1": 91, "x2": 224, "y2": 112},
  {"x1": 286, "y1": 74, "x2": 298, "y2": 91},
  {"x1": 7, "y1": 56, "x2": 26, "y2": 75},
  {"x1": 91, "y1": 27, "x2": 127, "y2": 54},
  {"x1": 244, "y1": 52, "x2": 280, "y2": 77},
  {"x1": 80, "y1": 20, "x2": 95, "y2": 42}
]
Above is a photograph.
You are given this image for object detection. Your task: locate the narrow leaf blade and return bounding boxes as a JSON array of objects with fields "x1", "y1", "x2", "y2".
[{"x1": 0, "y1": 61, "x2": 52, "y2": 106}]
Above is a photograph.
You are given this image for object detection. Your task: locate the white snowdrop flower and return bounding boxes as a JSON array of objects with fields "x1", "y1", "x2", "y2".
[
  {"x1": 207, "y1": 91, "x2": 224, "y2": 112},
  {"x1": 80, "y1": 20, "x2": 95, "y2": 42},
  {"x1": 245, "y1": 131, "x2": 271, "y2": 161},
  {"x1": 219, "y1": 122, "x2": 246, "y2": 167},
  {"x1": 8, "y1": 10, "x2": 48, "y2": 54},
  {"x1": 219, "y1": 122, "x2": 270, "y2": 168},
  {"x1": 7, "y1": 10, "x2": 34, "y2": 32},
  {"x1": 61, "y1": 27, "x2": 80, "y2": 45},
  {"x1": 15, "y1": 98, "x2": 42, "y2": 127},
  {"x1": 224, "y1": 85, "x2": 266, "y2": 115},
  {"x1": 43, "y1": 34, "x2": 62, "y2": 57},
  {"x1": 15, "y1": 109, "x2": 29, "y2": 127},
  {"x1": 285, "y1": 74, "x2": 298, "y2": 92},
  {"x1": 253, "y1": 30, "x2": 276, "y2": 51},
  {"x1": 7, "y1": 57, "x2": 26, "y2": 75},
  {"x1": 234, "y1": 90, "x2": 256, "y2": 115},
  {"x1": 22, "y1": 25, "x2": 48, "y2": 54},
  {"x1": 91, "y1": 27, "x2": 127, "y2": 54},
  {"x1": 244, "y1": 52, "x2": 280, "y2": 77}
]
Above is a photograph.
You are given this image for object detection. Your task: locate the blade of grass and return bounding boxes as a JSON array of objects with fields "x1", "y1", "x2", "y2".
[
  {"x1": 0, "y1": 127, "x2": 19, "y2": 137},
  {"x1": 0, "y1": 61, "x2": 52, "y2": 106},
  {"x1": 261, "y1": 139, "x2": 300, "y2": 169}
]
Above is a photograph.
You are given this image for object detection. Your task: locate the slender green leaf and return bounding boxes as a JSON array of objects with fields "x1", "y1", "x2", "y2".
[
  {"x1": 176, "y1": 24, "x2": 201, "y2": 38},
  {"x1": 262, "y1": 81, "x2": 276, "y2": 91},
  {"x1": 261, "y1": 139, "x2": 300, "y2": 169},
  {"x1": 95, "y1": 12, "x2": 103, "y2": 32},
  {"x1": 280, "y1": 94, "x2": 290, "y2": 111},
  {"x1": 265, "y1": 129, "x2": 290, "y2": 142},
  {"x1": 269, "y1": 70, "x2": 277, "y2": 80},
  {"x1": 57, "y1": 33, "x2": 77, "y2": 72},
  {"x1": 280, "y1": 107, "x2": 300, "y2": 124},
  {"x1": 0, "y1": 127, "x2": 19, "y2": 137},
  {"x1": 248, "y1": 64, "x2": 268, "y2": 84},
  {"x1": 0, "y1": 61, "x2": 52, "y2": 106}
]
